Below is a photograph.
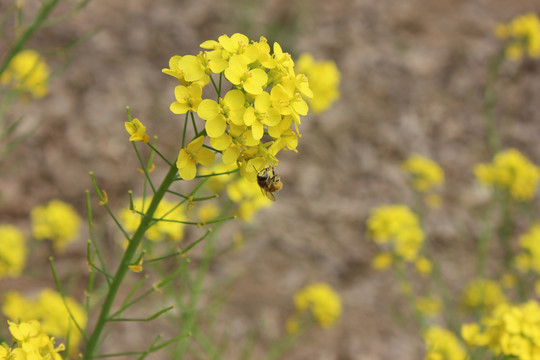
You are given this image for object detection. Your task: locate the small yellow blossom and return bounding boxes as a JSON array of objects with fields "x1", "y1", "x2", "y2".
[
  {"x1": 463, "y1": 300, "x2": 540, "y2": 358},
  {"x1": 424, "y1": 326, "x2": 466, "y2": 360},
  {"x1": 31, "y1": 199, "x2": 81, "y2": 252},
  {"x1": 0, "y1": 225, "x2": 26, "y2": 278},
  {"x1": 415, "y1": 256, "x2": 433, "y2": 276},
  {"x1": 6, "y1": 320, "x2": 65, "y2": 360},
  {"x1": 170, "y1": 83, "x2": 203, "y2": 114},
  {"x1": 517, "y1": 223, "x2": 540, "y2": 275},
  {"x1": 120, "y1": 197, "x2": 186, "y2": 242},
  {"x1": 3, "y1": 289, "x2": 85, "y2": 355},
  {"x1": 403, "y1": 154, "x2": 444, "y2": 193},
  {"x1": 125, "y1": 118, "x2": 149, "y2": 143},
  {"x1": 295, "y1": 53, "x2": 340, "y2": 114},
  {"x1": 474, "y1": 148, "x2": 540, "y2": 201},
  {"x1": 293, "y1": 283, "x2": 342, "y2": 328},
  {"x1": 415, "y1": 296, "x2": 442, "y2": 317},
  {"x1": 461, "y1": 278, "x2": 507, "y2": 311},
  {"x1": 496, "y1": 12, "x2": 540, "y2": 60},
  {"x1": 197, "y1": 202, "x2": 220, "y2": 224},
  {"x1": 226, "y1": 177, "x2": 272, "y2": 222},
  {"x1": 0, "y1": 49, "x2": 50, "y2": 98},
  {"x1": 371, "y1": 252, "x2": 393, "y2": 270},
  {"x1": 176, "y1": 136, "x2": 215, "y2": 180},
  {"x1": 367, "y1": 204, "x2": 425, "y2": 262}
]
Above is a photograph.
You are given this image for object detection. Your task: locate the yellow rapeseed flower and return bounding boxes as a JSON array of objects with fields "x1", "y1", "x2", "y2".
[
  {"x1": 292, "y1": 283, "x2": 342, "y2": 329},
  {"x1": 366, "y1": 204, "x2": 425, "y2": 262},
  {"x1": 496, "y1": 12, "x2": 540, "y2": 60},
  {"x1": 3, "y1": 289, "x2": 85, "y2": 355},
  {"x1": 518, "y1": 223, "x2": 540, "y2": 274},
  {"x1": 176, "y1": 136, "x2": 215, "y2": 180},
  {"x1": 402, "y1": 154, "x2": 444, "y2": 193},
  {"x1": 463, "y1": 300, "x2": 540, "y2": 358},
  {"x1": 415, "y1": 296, "x2": 442, "y2": 317},
  {"x1": 226, "y1": 176, "x2": 272, "y2": 222},
  {"x1": 295, "y1": 53, "x2": 340, "y2": 114},
  {"x1": 31, "y1": 199, "x2": 81, "y2": 252},
  {"x1": 124, "y1": 118, "x2": 149, "y2": 143},
  {"x1": 474, "y1": 148, "x2": 540, "y2": 201},
  {"x1": 423, "y1": 326, "x2": 466, "y2": 360},
  {"x1": 461, "y1": 278, "x2": 507, "y2": 311},
  {"x1": 6, "y1": 320, "x2": 64, "y2": 360},
  {"x1": 119, "y1": 197, "x2": 187, "y2": 242},
  {"x1": 0, "y1": 49, "x2": 50, "y2": 98},
  {"x1": 0, "y1": 225, "x2": 26, "y2": 279}
]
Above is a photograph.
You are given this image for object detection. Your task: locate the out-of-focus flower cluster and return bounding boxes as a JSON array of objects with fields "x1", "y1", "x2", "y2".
[
  {"x1": 0, "y1": 225, "x2": 26, "y2": 279},
  {"x1": 496, "y1": 12, "x2": 540, "y2": 61},
  {"x1": 402, "y1": 154, "x2": 444, "y2": 208},
  {"x1": 367, "y1": 205, "x2": 425, "y2": 263},
  {"x1": 287, "y1": 283, "x2": 342, "y2": 333},
  {"x1": 474, "y1": 148, "x2": 540, "y2": 201},
  {"x1": 516, "y1": 223, "x2": 540, "y2": 277},
  {"x1": 461, "y1": 278, "x2": 507, "y2": 312},
  {"x1": 423, "y1": 326, "x2": 466, "y2": 360},
  {"x1": 31, "y1": 199, "x2": 81, "y2": 252},
  {"x1": 294, "y1": 53, "x2": 340, "y2": 114},
  {"x1": 0, "y1": 49, "x2": 50, "y2": 99},
  {"x1": 1, "y1": 320, "x2": 64, "y2": 360},
  {"x1": 2, "y1": 289, "x2": 87, "y2": 353},
  {"x1": 462, "y1": 300, "x2": 540, "y2": 359},
  {"x1": 119, "y1": 197, "x2": 186, "y2": 242},
  {"x1": 162, "y1": 33, "x2": 314, "y2": 182}
]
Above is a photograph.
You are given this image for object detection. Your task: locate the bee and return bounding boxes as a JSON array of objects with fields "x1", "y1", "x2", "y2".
[{"x1": 256, "y1": 166, "x2": 283, "y2": 201}]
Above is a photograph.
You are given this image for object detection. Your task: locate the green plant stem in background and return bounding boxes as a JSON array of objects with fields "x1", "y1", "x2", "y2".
[
  {"x1": 483, "y1": 49, "x2": 505, "y2": 156},
  {"x1": 83, "y1": 164, "x2": 178, "y2": 360},
  {"x1": 0, "y1": 0, "x2": 60, "y2": 77}
]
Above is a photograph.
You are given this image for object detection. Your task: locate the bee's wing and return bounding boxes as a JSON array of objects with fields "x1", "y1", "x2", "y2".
[{"x1": 261, "y1": 188, "x2": 276, "y2": 201}]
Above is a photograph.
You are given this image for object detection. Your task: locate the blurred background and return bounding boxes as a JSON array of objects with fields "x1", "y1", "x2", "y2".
[{"x1": 2, "y1": 0, "x2": 540, "y2": 358}]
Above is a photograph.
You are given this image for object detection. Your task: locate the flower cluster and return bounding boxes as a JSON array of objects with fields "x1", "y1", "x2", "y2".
[
  {"x1": 0, "y1": 225, "x2": 26, "y2": 279},
  {"x1": 2, "y1": 289, "x2": 87, "y2": 352},
  {"x1": 474, "y1": 148, "x2": 540, "y2": 201},
  {"x1": 515, "y1": 223, "x2": 540, "y2": 276},
  {"x1": 402, "y1": 154, "x2": 444, "y2": 208},
  {"x1": 366, "y1": 205, "x2": 425, "y2": 262},
  {"x1": 287, "y1": 283, "x2": 342, "y2": 333},
  {"x1": 495, "y1": 12, "x2": 540, "y2": 61},
  {"x1": 461, "y1": 278, "x2": 507, "y2": 311},
  {"x1": 462, "y1": 300, "x2": 540, "y2": 359},
  {"x1": 1, "y1": 320, "x2": 64, "y2": 360},
  {"x1": 31, "y1": 199, "x2": 81, "y2": 252},
  {"x1": 199, "y1": 162, "x2": 272, "y2": 222},
  {"x1": 294, "y1": 53, "x2": 340, "y2": 114},
  {"x1": 0, "y1": 49, "x2": 50, "y2": 99},
  {"x1": 119, "y1": 197, "x2": 186, "y2": 242},
  {"x1": 423, "y1": 326, "x2": 466, "y2": 360},
  {"x1": 163, "y1": 33, "x2": 311, "y2": 182}
]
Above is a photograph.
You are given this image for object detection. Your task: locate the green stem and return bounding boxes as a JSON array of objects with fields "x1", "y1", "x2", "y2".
[
  {"x1": 483, "y1": 48, "x2": 506, "y2": 156},
  {"x1": 83, "y1": 164, "x2": 178, "y2": 360},
  {"x1": 0, "y1": 0, "x2": 60, "y2": 77}
]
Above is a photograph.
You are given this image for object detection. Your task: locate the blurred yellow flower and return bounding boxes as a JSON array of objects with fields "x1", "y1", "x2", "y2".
[
  {"x1": 518, "y1": 223, "x2": 540, "y2": 274},
  {"x1": 496, "y1": 12, "x2": 540, "y2": 60},
  {"x1": 474, "y1": 148, "x2": 540, "y2": 201},
  {"x1": 119, "y1": 197, "x2": 186, "y2": 242},
  {"x1": 3, "y1": 289, "x2": 86, "y2": 354},
  {"x1": 423, "y1": 326, "x2": 466, "y2": 360},
  {"x1": 461, "y1": 278, "x2": 506, "y2": 311},
  {"x1": 31, "y1": 199, "x2": 81, "y2": 252},
  {"x1": 463, "y1": 300, "x2": 540, "y2": 359},
  {"x1": 0, "y1": 225, "x2": 26, "y2": 279},
  {"x1": 403, "y1": 154, "x2": 444, "y2": 193},
  {"x1": 415, "y1": 296, "x2": 442, "y2": 317},
  {"x1": 371, "y1": 252, "x2": 393, "y2": 270},
  {"x1": 295, "y1": 53, "x2": 340, "y2": 114},
  {"x1": 0, "y1": 49, "x2": 50, "y2": 98},
  {"x1": 415, "y1": 256, "x2": 433, "y2": 276},
  {"x1": 292, "y1": 283, "x2": 342, "y2": 329},
  {"x1": 226, "y1": 176, "x2": 272, "y2": 222},
  {"x1": 367, "y1": 204, "x2": 424, "y2": 262}
]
